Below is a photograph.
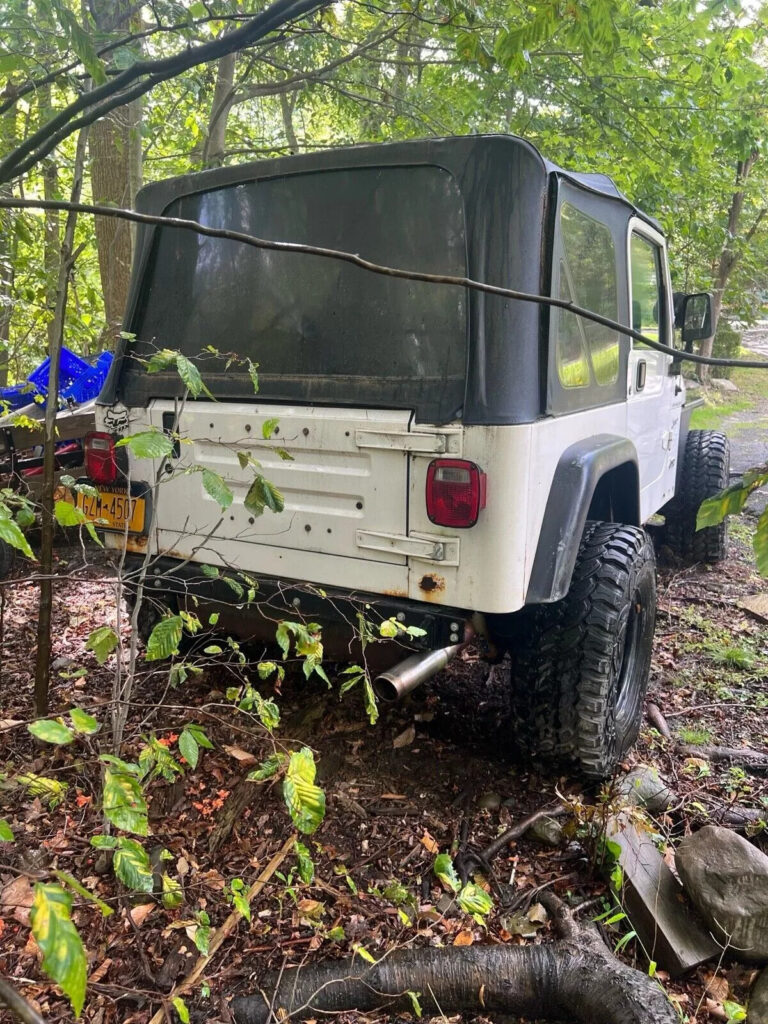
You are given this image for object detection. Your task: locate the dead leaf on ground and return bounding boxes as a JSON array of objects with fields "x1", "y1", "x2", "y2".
[
  {"x1": 1, "y1": 875, "x2": 34, "y2": 925},
  {"x1": 453, "y1": 930, "x2": 474, "y2": 946},
  {"x1": 89, "y1": 957, "x2": 113, "y2": 984},
  {"x1": 420, "y1": 831, "x2": 439, "y2": 854},
  {"x1": 703, "y1": 971, "x2": 729, "y2": 1003},
  {"x1": 129, "y1": 903, "x2": 155, "y2": 928},
  {"x1": 393, "y1": 725, "x2": 416, "y2": 749},
  {"x1": 223, "y1": 745, "x2": 257, "y2": 764}
]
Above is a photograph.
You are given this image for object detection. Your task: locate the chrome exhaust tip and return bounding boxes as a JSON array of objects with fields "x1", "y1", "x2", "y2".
[{"x1": 373, "y1": 644, "x2": 461, "y2": 702}]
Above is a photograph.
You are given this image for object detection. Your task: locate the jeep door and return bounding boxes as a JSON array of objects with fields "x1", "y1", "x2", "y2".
[{"x1": 626, "y1": 221, "x2": 683, "y2": 518}]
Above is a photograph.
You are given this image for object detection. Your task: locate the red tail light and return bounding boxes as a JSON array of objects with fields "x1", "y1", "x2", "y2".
[
  {"x1": 426, "y1": 459, "x2": 486, "y2": 528},
  {"x1": 85, "y1": 432, "x2": 117, "y2": 484}
]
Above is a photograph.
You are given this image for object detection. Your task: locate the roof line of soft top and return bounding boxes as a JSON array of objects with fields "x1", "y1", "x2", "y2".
[{"x1": 134, "y1": 133, "x2": 661, "y2": 233}]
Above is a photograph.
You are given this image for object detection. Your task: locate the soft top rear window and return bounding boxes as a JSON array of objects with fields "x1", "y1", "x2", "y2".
[{"x1": 122, "y1": 165, "x2": 468, "y2": 423}]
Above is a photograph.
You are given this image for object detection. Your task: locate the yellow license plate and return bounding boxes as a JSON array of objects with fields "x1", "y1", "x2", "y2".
[{"x1": 76, "y1": 490, "x2": 146, "y2": 533}]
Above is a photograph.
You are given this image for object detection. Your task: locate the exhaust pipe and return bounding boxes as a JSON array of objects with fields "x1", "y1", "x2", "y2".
[{"x1": 373, "y1": 644, "x2": 461, "y2": 703}]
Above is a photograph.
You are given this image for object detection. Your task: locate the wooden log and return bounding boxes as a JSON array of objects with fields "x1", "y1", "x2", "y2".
[{"x1": 606, "y1": 813, "x2": 720, "y2": 977}]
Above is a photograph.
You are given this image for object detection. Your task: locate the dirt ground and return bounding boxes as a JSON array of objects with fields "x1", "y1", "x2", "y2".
[{"x1": 1, "y1": 378, "x2": 768, "y2": 1023}]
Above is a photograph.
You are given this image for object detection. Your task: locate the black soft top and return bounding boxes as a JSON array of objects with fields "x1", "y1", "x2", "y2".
[{"x1": 106, "y1": 135, "x2": 660, "y2": 424}]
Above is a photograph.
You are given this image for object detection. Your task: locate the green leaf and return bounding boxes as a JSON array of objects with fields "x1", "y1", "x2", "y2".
[
  {"x1": 28, "y1": 719, "x2": 74, "y2": 745},
  {"x1": 0, "y1": 818, "x2": 14, "y2": 841},
  {"x1": 90, "y1": 834, "x2": 118, "y2": 850},
  {"x1": 162, "y1": 873, "x2": 184, "y2": 909},
  {"x1": 283, "y1": 747, "x2": 326, "y2": 834},
  {"x1": 145, "y1": 616, "x2": 183, "y2": 661},
  {"x1": 262, "y1": 417, "x2": 279, "y2": 439},
  {"x1": 113, "y1": 837, "x2": 154, "y2": 893},
  {"x1": 15, "y1": 506, "x2": 36, "y2": 529},
  {"x1": 458, "y1": 882, "x2": 493, "y2": 922},
  {"x1": 70, "y1": 707, "x2": 99, "y2": 735},
  {"x1": 178, "y1": 728, "x2": 199, "y2": 769},
  {"x1": 246, "y1": 359, "x2": 259, "y2": 393},
  {"x1": 407, "y1": 991, "x2": 423, "y2": 1018},
  {"x1": 86, "y1": 626, "x2": 119, "y2": 665},
  {"x1": 54, "y1": 500, "x2": 102, "y2": 547},
  {"x1": 244, "y1": 475, "x2": 284, "y2": 517},
  {"x1": 295, "y1": 841, "x2": 314, "y2": 884},
  {"x1": 247, "y1": 752, "x2": 287, "y2": 782},
  {"x1": 755, "y1": 503, "x2": 768, "y2": 577},
  {"x1": 31, "y1": 884, "x2": 87, "y2": 1016},
  {"x1": 117, "y1": 430, "x2": 174, "y2": 460},
  {"x1": 103, "y1": 765, "x2": 148, "y2": 835},
  {"x1": 176, "y1": 354, "x2": 209, "y2": 398},
  {"x1": 186, "y1": 724, "x2": 213, "y2": 749},
  {"x1": 53, "y1": 870, "x2": 113, "y2": 917},
  {"x1": 201, "y1": 469, "x2": 233, "y2": 509},
  {"x1": 192, "y1": 916, "x2": 210, "y2": 954},
  {"x1": 53, "y1": 6, "x2": 107, "y2": 84},
  {"x1": 0, "y1": 513, "x2": 34, "y2": 559},
  {"x1": 17, "y1": 773, "x2": 67, "y2": 807},
  {"x1": 433, "y1": 854, "x2": 460, "y2": 893},
  {"x1": 146, "y1": 348, "x2": 178, "y2": 373},
  {"x1": 352, "y1": 944, "x2": 376, "y2": 964},
  {"x1": 173, "y1": 996, "x2": 191, "y2": 1023}
]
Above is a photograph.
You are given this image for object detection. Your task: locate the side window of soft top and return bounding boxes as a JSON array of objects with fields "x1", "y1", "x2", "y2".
[
  {"x1": 630, "y1": 233, "x2": 664, "y2": 348},
  {"x1": 555, "y1": 203, "x2": 620, "y2": 389}
]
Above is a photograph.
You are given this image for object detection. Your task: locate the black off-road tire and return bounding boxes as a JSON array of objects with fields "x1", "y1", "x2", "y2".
[
  {"x1": 664, "y1": 429, "x2": 729, "y2": 564},
  {"x1": 491, "y1": 522, "x2": 657, "y2": 779},
  {"x1": 125, "y1": 589, "x2": 178, "y2": 646}
]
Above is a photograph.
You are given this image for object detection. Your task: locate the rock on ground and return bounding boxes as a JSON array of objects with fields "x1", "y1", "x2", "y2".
[
  {"x1": 618, "y1": 765, "x2": 673, "y2": 814},
  {"x1": 748, "y1": 967, "x2": 768, "y2": 1024},
  {"x1": 675, "y1": 826, "x2": 768, "y2": 963}
]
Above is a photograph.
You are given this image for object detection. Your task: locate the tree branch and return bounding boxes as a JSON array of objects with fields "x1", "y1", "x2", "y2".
[
  {"x1": 0, "y1": 974, "x2": 47, "y2": 1024},
  {"x1": 0, "y1": 0, "x2": 333, "y2": 184},
  {"x1": 1, "y1": 196, "x2": 768, "y2": 372}
]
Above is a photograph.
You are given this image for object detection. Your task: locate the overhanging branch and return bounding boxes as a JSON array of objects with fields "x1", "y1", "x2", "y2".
[
  {"x1": 0, "y1": 0, "x2": 333, "y2": 185},
  {"x1": 1, "y1": 195, "x2": 766, "y2": 371}
]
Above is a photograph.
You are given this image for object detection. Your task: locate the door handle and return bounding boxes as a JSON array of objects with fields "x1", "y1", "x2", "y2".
[{"x1": 636, "y1": 360, "x2": 647, "y2": 391}]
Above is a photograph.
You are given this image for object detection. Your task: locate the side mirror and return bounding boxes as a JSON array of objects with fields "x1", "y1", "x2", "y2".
[{"x1": 680, "y1": 292, "x2": 713, "y2": 348}]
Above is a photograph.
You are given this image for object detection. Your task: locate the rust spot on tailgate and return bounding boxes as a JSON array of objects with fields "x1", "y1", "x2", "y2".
[
  {"x1": 419, "y1": 573, "x2": 445, "y2": 597},
  {"x1": 383, "y1": 589, "x2": 408, "y2": 598},
  {"x1": 125, "y1": 535, "x2": 148, "y2": 553}
]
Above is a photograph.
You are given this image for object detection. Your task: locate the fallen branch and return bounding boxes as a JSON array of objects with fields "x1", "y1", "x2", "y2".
[
  {"x1": 231, "y1": 892, "x2": 675, "y2": 1024},
  {"x1": 0, "y1": 975, "x2": 46, "y2": 1024},
  {"x1": 646, "y1": 706, "x2": 768, "y2": 772},
  {"x1": 481, "y1": 802, "x2": 568, "y2": 862},
  {"x1": 677, "y1": 745, "x2": 768, "y2": 770},
  {"x1": 147, "y1": 833, "x2": 295, "y2": 1024},
  {"x1": 647, "y1": 702, "x2": 673, "y2": 740}
]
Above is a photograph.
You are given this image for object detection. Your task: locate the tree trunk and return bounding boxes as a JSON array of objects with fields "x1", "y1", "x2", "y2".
[
  {"x1": 34, "y1": 126, "x2": 89, "y2": 716},
  {"x1": 202, "y1": 52, "x2": 237, "y2": 168},
  {"x1": 698, "y1": 153, "x2": 760, "y2": 380},
  {"x1": 0, "y1": 105, "x2": 17, "y2": 386},
  {"x1": 39, "y1": 83, "x2": 60, "y2": 356},
  {"x1": 232, "y1": 939, "x2": 676, "y2": 1024},
  {"x1": 89, "y1": 0, "x2": 142, "y2": 345},
  {"x1": 89, "y1": 109, "x2": 136, "y2": 344},
  {"x1": 280, "y1": 92, "x2": 300, "y2": 153}
]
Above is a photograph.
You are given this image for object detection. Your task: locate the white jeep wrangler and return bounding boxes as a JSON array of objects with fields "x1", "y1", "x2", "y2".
[{"x1": 85, "y1": 135, "x2": 728, "y2": 778}]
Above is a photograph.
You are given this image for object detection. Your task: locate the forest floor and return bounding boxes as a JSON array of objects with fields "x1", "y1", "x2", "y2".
[{"x1": 1, "y1": 362, "x2": 768, "y2": 1024}]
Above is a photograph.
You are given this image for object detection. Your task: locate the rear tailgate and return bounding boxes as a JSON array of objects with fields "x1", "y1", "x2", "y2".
[{"x1": 147, "y1": 401, "x2": 413, "y2": 592}]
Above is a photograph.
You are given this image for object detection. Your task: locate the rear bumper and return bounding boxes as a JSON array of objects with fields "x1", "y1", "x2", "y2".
[{"x1": 125, "y1": 555, "x2": 471, "y2": 655}]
